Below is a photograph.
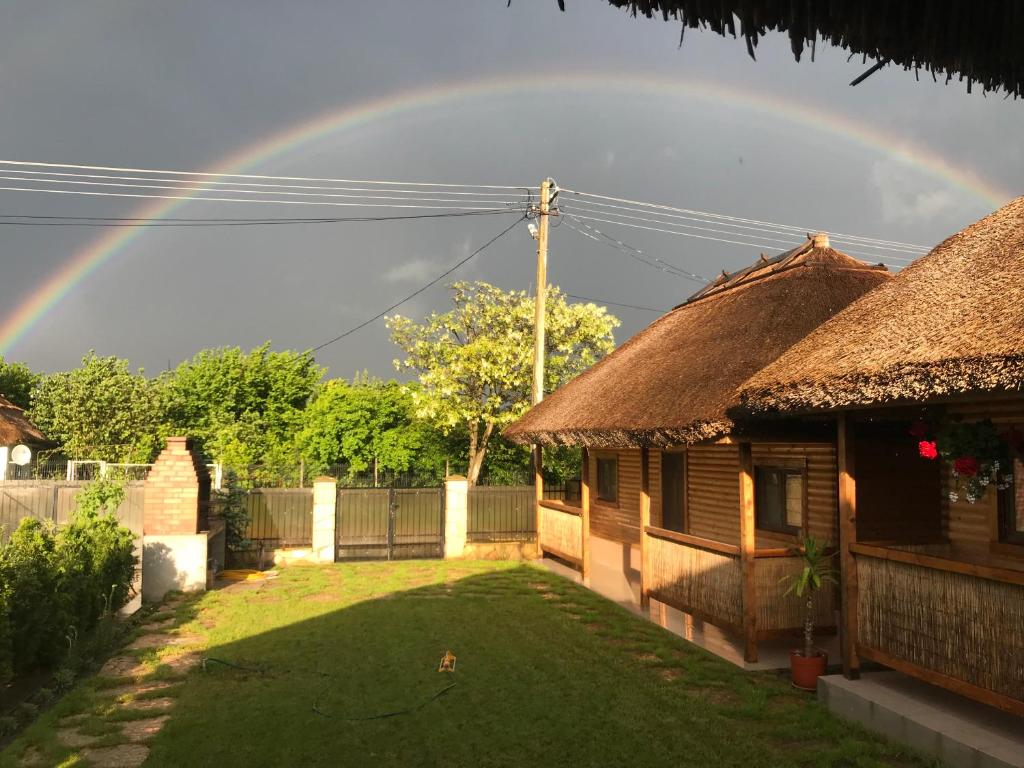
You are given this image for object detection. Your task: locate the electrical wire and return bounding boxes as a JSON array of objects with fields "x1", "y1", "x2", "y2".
[
  {"x1": 564, "y1": 293, "x2": 666, "y2": 313},
  {"x1": 0, "y1": 167, "x2": 534, "y2": 198},
  {"x1": 310, "y1": 214, "x2": 526, "y2": 352},
  {"x1": 0, "y1": 209, "x2": 521, "y2": 227},
  {"x1": 0, "y1": 159, "x2": 530, "y2": 190},
  {"x1": 560, "y1": 187, "x2": 929, "y2": 252}
]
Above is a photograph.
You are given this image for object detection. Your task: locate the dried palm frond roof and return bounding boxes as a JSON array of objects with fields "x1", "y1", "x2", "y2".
[
  {"x1": 504, "y1": 235, "x2": 890, "y2": 447},
  {"x1": 0, "y1": 395, "x2": 47, "y2": 446},
  {"x1": 585, "y1": 1, "x2": 1024, "y2": 98},
  {"x1": 739, "y1": 197, "x2": 1024, "y2": 413}
]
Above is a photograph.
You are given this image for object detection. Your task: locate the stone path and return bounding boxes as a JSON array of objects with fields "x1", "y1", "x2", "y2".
[{"x1": 24, "y1": 597, "x2": 204, "y2": 768}]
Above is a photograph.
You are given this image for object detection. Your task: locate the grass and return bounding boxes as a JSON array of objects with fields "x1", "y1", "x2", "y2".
[{"x1": 1, "y1": 561, "x2": 937, "y2": 767}]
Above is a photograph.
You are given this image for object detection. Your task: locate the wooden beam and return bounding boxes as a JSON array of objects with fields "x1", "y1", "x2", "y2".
[
  {"x1": 738, "y1": 441, "x2": 758, "y2": 663},
  {"x1": 837, "y1": 413, "x2": 860, "y2": 679},
  {"x1": 534, "y1": 444, "x2": 544, "y2": 554},
  {"x1": 851, "y1": 542, "x2": 1024, "y2": 587},
  {"x1": 643, "y1": 526, "x2": 741, "y2": 556},
  {"x1": 581, "y1": 447, "x2": 591, "y2": 582},
  {"x1": 640, "y1": 446, "x2": 651, "y2": 610}
]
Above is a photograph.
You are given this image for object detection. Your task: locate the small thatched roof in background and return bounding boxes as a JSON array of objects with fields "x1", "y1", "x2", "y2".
[
  {"x1": 589, "y1": 1, "x2": 1024, "y2": 98},
  {"x1": 0, "y1": 395, "x2": 47, "y2": 446},
  {"x1": 739, "y1": 197, "x2": 1024, "y2": 413},
  {"x1": 503, "y1": 236, "x2": 890, "y2": 448}
]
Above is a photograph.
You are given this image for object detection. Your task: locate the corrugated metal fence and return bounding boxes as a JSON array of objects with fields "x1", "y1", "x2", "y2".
[{"x1": 0, "y1": 481, "x2": 145, "y2": 541}]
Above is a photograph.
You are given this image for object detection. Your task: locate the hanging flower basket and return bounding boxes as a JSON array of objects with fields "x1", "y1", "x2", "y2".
[{"x1": 911, "y1": 417, "x2": 1020, "y2": 504}]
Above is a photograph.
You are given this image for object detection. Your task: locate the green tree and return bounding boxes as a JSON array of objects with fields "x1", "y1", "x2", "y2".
[
  {"x1": 387, "y1": 281, "x2": 618, "y2": 485},
  {"x1": 0, "y1": 356, "x2": 39, "y2": 410},
  {"x1": 29, "y1": 353, "x2": 159, "y2": 462},
  {"x1": 296, "y1": 375, "x2": 454, "y2": 483},
  {"x1": 159, "y1": 343, "x2": 323, "y2": 478}
]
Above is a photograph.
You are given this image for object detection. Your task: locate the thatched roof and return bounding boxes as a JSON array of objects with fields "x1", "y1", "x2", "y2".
[
  {"x1": 504, "y1": 236, "x2": 890, "y2": 447},
  {"x1": 590, "y1": 1, "x2": 1024, "y2": 97},
  {"x1": 739, "y1": 197, "x2": 1024, "y2": 413},
  {"x1": 0, "y1": 395, "x2": 47, "y2": 446}
]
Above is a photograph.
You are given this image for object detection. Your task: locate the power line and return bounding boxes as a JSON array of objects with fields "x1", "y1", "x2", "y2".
[
  {"x1": 0, "y1": 167, "x2": 534, "y2": 199},
  {"x1": 565, "y1": 293, "x2": 666, "y2": 313},
  {"x1": 0, "y1": 209, "x2": 521, "y2": 227},
  {"x1": 311, "y1": 214, "x2": 527, "y2": 352},
  {"x1": 0, "y1": 174, "x2": 531, "y2": 207},
  {"x1": 0, "y1": 159, "x2": 530, "y2": 190},
  {"x1": 0, "y1": 184, "x2": 530, "y2": 211},
  {"x1": 560, "y1": 187, "x2": 929, "y2": 252}
]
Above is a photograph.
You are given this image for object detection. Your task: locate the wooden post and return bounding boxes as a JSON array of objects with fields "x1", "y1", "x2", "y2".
[
  {"x1": 738, "y1": 442, "x2": 758, "y2": 663},
  {"x1": 580, "y1": 447, "x2": 591, "y2": 582},
  {"x1": 534, "y1": 445, "x2": 544, "y2": 555},
  {"x1": 531, "y1": 179, "x2": 552, "y2": 560},
  {"x1": 640, "y1": 446, "x2": 651, "y2": 610},
  {"x1": 837, "y1": 413, "x2": 860, "y2": 679}
]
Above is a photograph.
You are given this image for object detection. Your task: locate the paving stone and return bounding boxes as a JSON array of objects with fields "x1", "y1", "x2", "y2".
[
  {"x1": 141, "y1": 617, "x2": 176, "y2": 631},
  {"x1": 128, "y1": 632, "x2": 201, "y2": 651},
  {"x1": 123, "y1": 696, "x2": 174, "y2": 712},
  {"x1": 99, "y1": 656, "x2": 148, "y2": 679},
  {"x1": 57, "y1": 714, "x2": 88, "y2": 727},
  {"x1": 100, "y1": 680, "x2": 178, "y2": 699},
  {"x1": 17, "y1": 747, "x2": 43, "y2": 767},
  {"x1": 80, "y1": 744, "x2": 149, "y2": 768},
  {"x1": 121, "y1": 715, "x2": 170, "y2": 742},
  {"x1": 162, "y1": 652, "x2": 201, "y2": 673},
  {"x1": 57, "y1": 728, "x2": 99, "y2": 748}
]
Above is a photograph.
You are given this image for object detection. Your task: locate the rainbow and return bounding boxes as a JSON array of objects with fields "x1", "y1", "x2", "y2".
[{"x1": 0, "y1": 72, "x2": 1013, "y2": 356}]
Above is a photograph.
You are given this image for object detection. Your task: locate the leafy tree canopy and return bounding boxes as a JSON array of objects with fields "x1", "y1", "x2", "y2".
[
  {"x1": 0, "y1": 356, "x2": 39, "y2": 411},
  {"x1": 159, "y1": 343, "x2": 323, "y2": 475},
  {"x1": 28, "y1": 353, "x2": 159, "y2": 462},
  {"x1": 388, "y1": 281, "x2": 618, "y2": 484}
]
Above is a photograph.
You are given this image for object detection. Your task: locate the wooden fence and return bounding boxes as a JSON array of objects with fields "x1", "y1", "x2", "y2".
[
  {"x1": 467, "y1": 485, "x2": 536, "y2": 542},
  {"x1": 0, "y1": 480, "x2": 144, "y2": 541},
  {"x1": 243, "y1": 488, "x2": 314, "y2": 548}
]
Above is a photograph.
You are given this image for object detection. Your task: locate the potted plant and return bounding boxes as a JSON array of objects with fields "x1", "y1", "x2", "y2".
[{"x1": 781, "y1": 536, "x2": 836, "y2": 691}]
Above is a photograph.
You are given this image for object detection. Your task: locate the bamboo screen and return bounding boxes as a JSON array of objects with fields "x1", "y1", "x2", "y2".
[
  {"x1": 538, "y1": 505, "x2": 583, "y2": 562},
  {"x1": 858, "y1": 555, "x2": 1024, "y2": 702},
  {"x1": 646, "y1": 535, "x2": 742, "y2": 628},
  {"x1": 754, "y1": 556, "x2": 835, "y2": 632}
]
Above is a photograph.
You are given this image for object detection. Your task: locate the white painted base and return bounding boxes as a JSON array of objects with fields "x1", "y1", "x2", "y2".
[{"x1": 142, "y1": 534, "x2": 209, "y2": 602}]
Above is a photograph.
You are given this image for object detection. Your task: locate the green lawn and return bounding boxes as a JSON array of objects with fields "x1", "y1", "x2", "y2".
[{"x1": 3, "y1": 561, "x2": 936, "y2": 768}]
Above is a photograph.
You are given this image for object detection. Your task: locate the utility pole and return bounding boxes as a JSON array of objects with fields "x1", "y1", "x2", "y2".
[{"x1": 532, "y1": 178, "x2": 553, "y2": 526}]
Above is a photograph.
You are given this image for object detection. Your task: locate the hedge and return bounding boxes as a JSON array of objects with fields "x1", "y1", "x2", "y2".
[{"x1": 0, "y1": 512, "x2": 136, "y2": 684}]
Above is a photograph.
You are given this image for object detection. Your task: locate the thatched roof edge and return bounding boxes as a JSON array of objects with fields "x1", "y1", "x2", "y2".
[{"x1": 504, "y1": 419, "x2": 732, "y2": 448}]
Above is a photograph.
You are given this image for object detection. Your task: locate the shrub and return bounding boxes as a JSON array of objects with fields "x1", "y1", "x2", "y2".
[{"x1": 0, "y1": 482, "x2": 137, "y2": 685}]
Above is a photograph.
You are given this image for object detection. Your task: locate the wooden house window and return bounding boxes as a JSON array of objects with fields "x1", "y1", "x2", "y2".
[
  {"x1": 755, "y1": 466, "x2": 804, "y2": 536},
  {"x1": 596, "y1": 456, "x2": 618, "y2": 504},
  {"x1": 661, "y1": 452, "x2": 686, "y2": 533},
  {"x1": 998, "y1": 456, "x2": 1024, "y2": 546}
]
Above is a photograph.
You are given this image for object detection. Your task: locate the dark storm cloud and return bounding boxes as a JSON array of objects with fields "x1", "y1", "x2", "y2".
[{"x1": 0, "y1": 0, "x2": 1020, "y2": 378}]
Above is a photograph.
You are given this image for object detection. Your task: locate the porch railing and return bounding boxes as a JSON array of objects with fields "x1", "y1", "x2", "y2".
[
  {"x1": 853, "y1": 543, "x2": 1024, "y2": 716},
  {"x1": 537, "y1": 500, "x2": 583, "y2": 565}
]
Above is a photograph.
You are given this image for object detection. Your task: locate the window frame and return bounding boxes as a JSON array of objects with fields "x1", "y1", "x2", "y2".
[
  {"x1": 996, "y1": 453, "x2": 1024, "y2": 548},
  {"x1": 594, "y1": 453, "x2": 619, "y2": 506},
  {"x1": 753, "y1": 460, "x2": 807, "y2": 540},
  {"x1": 660, "y1": 449, "x2": 687, "y2": 534}
]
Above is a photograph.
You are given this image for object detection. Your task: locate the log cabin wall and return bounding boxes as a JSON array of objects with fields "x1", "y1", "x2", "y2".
[
  {"x1": 588, "y1": 449, "x2": 661, "y2": 545},
  {"x1": 942, "y1": 396, "x2": 1024, "y2": 550},
  {"x1": 685, "y1": 444, "x2": 741, "y2": 544}
]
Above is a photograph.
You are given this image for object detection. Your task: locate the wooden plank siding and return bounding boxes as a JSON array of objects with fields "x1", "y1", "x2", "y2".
[
  {"x1": 588, "y1": 449, "x2": 660, "y2": 545},
  {"x1": 686, "y1": 445, "x2": 741, "y2": 544},
  {"x1": 942, "y1": 396, "x2": 1024, "y2": 550}
]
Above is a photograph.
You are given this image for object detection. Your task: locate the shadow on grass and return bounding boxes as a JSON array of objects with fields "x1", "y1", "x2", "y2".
[{"x1": 127, "y1": 562, "x2": 935, "y2": 768}]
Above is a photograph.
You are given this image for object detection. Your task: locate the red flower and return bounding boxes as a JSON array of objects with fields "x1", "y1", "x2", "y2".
[
  {"x1": 953, "y1": 456, "x2": 979, "y2": 477},
  {"x1": 909, "y1": 419, "x2": 930, "y2": 439},
  {"x1": 918, "y1": 441, "x2": 938, "y2": 460}
]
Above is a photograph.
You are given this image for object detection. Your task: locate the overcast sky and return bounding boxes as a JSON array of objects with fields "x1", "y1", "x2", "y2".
[{"x1": 0, "y1": 1, "x2": 1020, "y2": 379}]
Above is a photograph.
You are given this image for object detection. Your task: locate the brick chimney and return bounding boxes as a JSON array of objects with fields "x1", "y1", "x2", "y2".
[{"x1": 143, "y1": 437, "x2": 211, "y2": 535}]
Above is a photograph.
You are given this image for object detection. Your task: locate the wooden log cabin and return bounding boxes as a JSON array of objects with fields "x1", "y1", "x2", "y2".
[
  {"x1": 504, "y1": 235, "x2": 891, "y2": 662},
  {"x1": 738, "y1": 197, "x2": 1024, "y2": 716}
]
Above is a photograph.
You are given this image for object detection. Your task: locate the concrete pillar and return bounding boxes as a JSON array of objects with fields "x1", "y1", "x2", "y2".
[
  {"x1": 141, "y1": 436, "x2": 212, "y2": 602},
  {"x1": 444, "y1": 476, "x2": 468, "y2": 559},
  {"x1": 311, "y1": 477, "x2": 337, "y2": 563},
  {"x1": 0, "y1": 446, "x2": 8, "y2": 481}
]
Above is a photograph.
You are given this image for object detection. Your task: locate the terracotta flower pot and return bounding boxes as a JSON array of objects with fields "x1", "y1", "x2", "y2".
[{"x1": 790, "y1": 649, "x2": 827, "y2": 691}]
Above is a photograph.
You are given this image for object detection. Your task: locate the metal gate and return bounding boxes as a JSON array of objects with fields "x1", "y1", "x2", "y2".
[{"x1": 335, "y1": 487, "x2": 444, "y2": 561}]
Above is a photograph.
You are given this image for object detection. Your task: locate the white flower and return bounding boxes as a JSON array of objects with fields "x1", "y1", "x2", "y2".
[{"x1": 948, "y1": 492, "x2": 959, "y2": 502}]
